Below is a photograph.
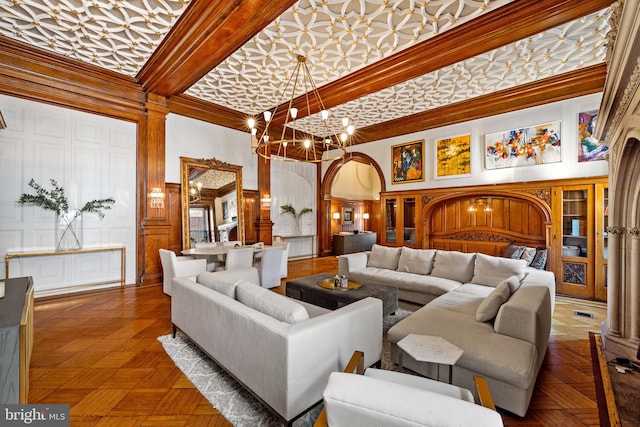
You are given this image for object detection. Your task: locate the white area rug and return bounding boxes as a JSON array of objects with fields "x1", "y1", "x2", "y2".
[{"x1": 158, "y1": 308, "x2": 413, "y2": 426}]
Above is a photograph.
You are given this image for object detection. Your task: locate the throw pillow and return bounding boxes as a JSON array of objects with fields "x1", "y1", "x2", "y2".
[
  {"x1": 197, "y1": 272, "x2": 240, "y2": 299},
  {"x1": 520, "y1": 247, "x2": 537, "y2": 265},
  {"x1": 430, "y1": 250, "x2": 476, "y2": 283},
  {"x1": 476, "y1": 281, "x2": 511, "y2": 322},
  {"x1": 396, "y1": 247, "x2": 436, "y2": 275},
  {"x1": 530, "y1": 249, "x2": 548, "y2": 270},
  {"x1": 470, "y1": 253, "x2": 527, "y2": 287},
  {"x1": 503, "y1": 244, "x2": 525, "y2": 259},
  {"x1": 501, "y1": 274, "x2": 524, "y2": 294},
  {"x1": 367, "y1": 244, "x2": 402, "y2": 270},
  {"x1": 236, "y1": 281, "x2": 309, "y2": 323}
]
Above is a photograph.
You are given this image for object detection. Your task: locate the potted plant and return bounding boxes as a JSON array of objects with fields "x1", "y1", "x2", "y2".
[
  {"x1": 280, "y1": 203, "x2": 312, "y2": 235},
  {"x1": 17, "y1": 179, "x2": 115, "y2": 251}
]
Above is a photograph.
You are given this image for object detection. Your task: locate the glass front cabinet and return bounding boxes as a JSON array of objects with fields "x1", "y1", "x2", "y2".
[
  {"x1": 551, "y1": 178, "x2": 608, "y2": 301},
  {"x1": 381, "y1": 193, "x2": 421, "y2": 248}
]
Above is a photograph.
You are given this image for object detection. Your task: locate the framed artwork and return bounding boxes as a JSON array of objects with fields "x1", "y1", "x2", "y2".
[
  {"x1": 578, "y1": 110, "x2": 608, "y2": 162},
  {"x1": 342, "y1": 207, "x2": 353, "y2": 225},
  {"x1": 392, "y1": 139, "x2": 425, "y2": 184},
  {"x1": 222, "y1": 201, "x2": 228, "y2": 219},
  {"x1": 485, "y1": 121, "x2": 562, "y2": 170},
  {"x1": 435, "y1": 134, "x2": 471, "y2": 178}
]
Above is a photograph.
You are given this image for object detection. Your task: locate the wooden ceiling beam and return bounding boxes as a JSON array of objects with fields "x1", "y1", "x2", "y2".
[
  {"x1": 353, "y1": 64, "x2": 607, "y2": 144},
  {"x1": 271, "y1": 0, "x2": 614, "y2": 123},
  {"x1": 137, "y1": 0, "x2": 298, "y2": 96}
]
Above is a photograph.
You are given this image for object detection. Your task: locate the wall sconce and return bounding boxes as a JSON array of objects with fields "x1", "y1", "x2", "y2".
[
  {"x1": 363, "y1": 212, "x2": 369, "y2": 230},
  {"x1": 260, "y1": 194, "x2": 272, "y2": 210},
  {"x1": 468, "y1": 198, "x2": 492, "y2": 213},
  {"x1": 149, "y1": 187, "x2": 165, "y2": 209},
  {"x1": 333, "y1": 212, "x2": 340, "y2": 220}
]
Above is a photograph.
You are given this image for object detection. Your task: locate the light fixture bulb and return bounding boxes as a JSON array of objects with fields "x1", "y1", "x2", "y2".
[
  {"x1": 303, "y1": 139, "x2": 311, "y2": 149},
  {"x1": 342, "y1": 118, "x2": 349, "y2": 127},
  {"x1": 340, "y1": 132, "x2": 348, "y2": 142},
  {"x1": 247, "y1": 118, "x2": 256, "y2": 129},
  {"x1": 283, "y1": 141, "x2": 288, "y2": 147},
  {"x1": 325, "y1": 138, "x2": 331, "y2": 145},
  {"x1": 251, "y1": 128, "x2": 257, "y2": 136},
  {"x1": 290, "y1": 108, "x2": 298, "y2": 119},
  {"x1": 321, "y1": 110, "x2": 329, "y2": 120},
  {"x1": 263, "y1": 111, "x2": 272, "y2": 122},
  {"x1": 263, "y1": 135, "x2": 269, "y2": 142},
  {"x1": 347, "y1": 124, "x2": 355, "y2": 135}
]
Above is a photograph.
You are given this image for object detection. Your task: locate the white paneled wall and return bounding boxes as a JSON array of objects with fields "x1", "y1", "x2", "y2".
[
  {"x1": 271, "y1": 159, "x2": 317, "y2": 258},
  {"x1": 0, "y1": 95, "x2": 137, "y2": 296}
]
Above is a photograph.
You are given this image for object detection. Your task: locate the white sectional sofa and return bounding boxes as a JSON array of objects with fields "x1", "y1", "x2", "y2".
[
  {"x1": 338, "y1": 245, "x2": 555, "y2": 416},
  {"x1": 171, "y1": 272, "x2": 383, "y2": 425}
]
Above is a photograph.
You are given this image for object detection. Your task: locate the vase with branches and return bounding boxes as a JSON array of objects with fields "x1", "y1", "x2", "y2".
[
  {"x1": 280, "y1": 203, "x2": 312, "y2": 235},
  {"x1": 17, "y1": 179, "x2": 115, "y2": 251}
]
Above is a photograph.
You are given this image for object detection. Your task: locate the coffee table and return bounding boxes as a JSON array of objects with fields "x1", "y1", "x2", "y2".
[
  {"x1": 397, "y1": 334, "x2": 464, "y2": 384},
  {"x1": 286, "y1": 273, "x2": 398, "y2": 316}
]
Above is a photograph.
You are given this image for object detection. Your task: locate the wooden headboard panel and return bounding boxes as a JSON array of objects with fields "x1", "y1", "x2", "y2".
[{"x1": 424, "y1": 191, "x2": 551, "y2": 257}]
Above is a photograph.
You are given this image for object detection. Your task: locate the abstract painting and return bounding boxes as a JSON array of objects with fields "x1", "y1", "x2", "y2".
[
  {"x1": 578, "y1": 110, "x2": 608, "y2": 162},
  {"x1": 485, "y1": 121, "x2": 562, "y2": 170},
  {"x1": 392, "y1": 139, "x2": 424, "y2": 184},
  {"x1": 436, "y1": 134, "x2": 471, "y2": 178}
]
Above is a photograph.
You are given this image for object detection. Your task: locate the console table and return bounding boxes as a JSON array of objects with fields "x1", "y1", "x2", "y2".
[
  {"x1": 0, "y1": 276, "x2": 34, "y2": 404},
  {"x1": 5, "y1": 246, "x2": 126, "y2": 296},
  {"x1": 333, "y1": 232, "x2": 377, "y2": 255}
]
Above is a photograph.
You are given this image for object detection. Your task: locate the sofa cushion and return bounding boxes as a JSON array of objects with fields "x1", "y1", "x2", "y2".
[
  {"x1": 503, "y1": 244, "x2": 526, "y2": 259},
  {"x1": 471, "y1": 253, "x2": 527, "y2": 287},
  {"x1": 197, "y1": 272, "x2": 240, "y2": 298},
  {"x1": 431, "y1": 251, "x2": 476, "y2": 283},
  {"x1": 476, "y1": 281, "x2": 511, "y2": 322},
  {"x1": 349, "y1": 267, "x2": 460, "y2": 297},
  {"x1": 236, "y1": 281, "x2": 309, "y2": 323},
  {"x1": 520, "y1": 247, "x2": 537, "y2": 265},
  {"x1": 397, "y1": 247, "x2": 436, "y2": 275},
  {"x1": 367, "y1": 244, "x2": 402, "y2": 270},
  {"x1": 530, "y1": 249, "x2": 548, "y2": 270}
]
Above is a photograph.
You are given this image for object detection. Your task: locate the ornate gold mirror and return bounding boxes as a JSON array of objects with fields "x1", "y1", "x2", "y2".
[{"x1": 180, "y1": 157, "x2": 244, "y2": 249}]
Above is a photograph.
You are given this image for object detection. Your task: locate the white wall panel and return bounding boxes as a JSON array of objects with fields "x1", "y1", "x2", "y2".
[
  {"x1": 0, "y1": 94, "x2": 136, "y2": 296},
  {"x1": 165, "y1": 113, "x2": 258, "y2": 190}
]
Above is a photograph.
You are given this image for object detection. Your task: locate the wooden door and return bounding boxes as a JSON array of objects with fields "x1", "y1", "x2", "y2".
[
  {"x1": 595, "y1": 184, "x2": 608, "y2": 301},
  {"x1": 553, "y1": 185, "x2": 595, "y2": 299}
]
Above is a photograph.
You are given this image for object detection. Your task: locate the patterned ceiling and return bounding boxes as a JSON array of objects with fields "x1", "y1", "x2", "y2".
[{"x1": 0, "y1": 0, "x2": 611, "y2": 137}]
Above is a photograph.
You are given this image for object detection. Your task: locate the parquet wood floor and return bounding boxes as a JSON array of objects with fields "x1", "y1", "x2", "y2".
[{"x1": 28, "y1": 256, "x2": 607, "y2": 426}]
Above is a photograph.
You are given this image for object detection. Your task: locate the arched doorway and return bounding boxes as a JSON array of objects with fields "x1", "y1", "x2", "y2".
[{"x1": 318, "y1": 153, "x2": 385, "y2": 256}]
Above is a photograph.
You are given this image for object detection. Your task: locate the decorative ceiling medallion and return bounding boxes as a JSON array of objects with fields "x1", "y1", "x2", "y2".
[{"x1": 0, "y1": 0, "x2": 191, "y2": 76}]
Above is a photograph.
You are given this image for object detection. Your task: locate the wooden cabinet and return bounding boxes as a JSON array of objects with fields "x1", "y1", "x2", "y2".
[
  {"x1": 333, "y1": 232, "x2": 377, "y2": 255},
  {"x1": 552, "y1": 179, "x2": 608, "y2": 301},
  {"x1": 381, "y1": 194, "x2": 420, "y2": 247},
  {"x1": 0, "y1": 276, "x2": 34, "y2": 404}
]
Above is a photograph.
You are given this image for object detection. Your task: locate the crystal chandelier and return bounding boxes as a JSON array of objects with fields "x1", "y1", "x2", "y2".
[{"x1": 248, "y1": 55, "x2": 355, "y2": 163}]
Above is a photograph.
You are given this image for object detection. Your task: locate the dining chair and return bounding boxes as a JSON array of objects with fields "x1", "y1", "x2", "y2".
[
  {"x1": 215, "y1": 247, "x2": 255, "y2": 271},
  {"x1": 271, "y1": 240, "x2": 290, "y2": 278},
  {"x1": 159, "y1": 249, "x2": 207, "y2": 296},
  {"x1": 223, "y1": 240, "x2": 242, "y2": 247},
  {"x1": 254, "y1": 246, "x2": 283, "y2": 288}
]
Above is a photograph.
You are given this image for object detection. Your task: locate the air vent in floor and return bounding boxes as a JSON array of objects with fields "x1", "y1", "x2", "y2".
[{"x1": 573, "y1": 310, "x2": 595, "y2": 319}]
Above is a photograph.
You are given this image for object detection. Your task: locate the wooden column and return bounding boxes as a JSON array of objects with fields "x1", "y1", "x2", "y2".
[
  {"x1": 137, "y1": 93, "x2": 171, "y2": 286},
  {"x1": 255, "y1": 156, "x2": 273, "y2": 244}
]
